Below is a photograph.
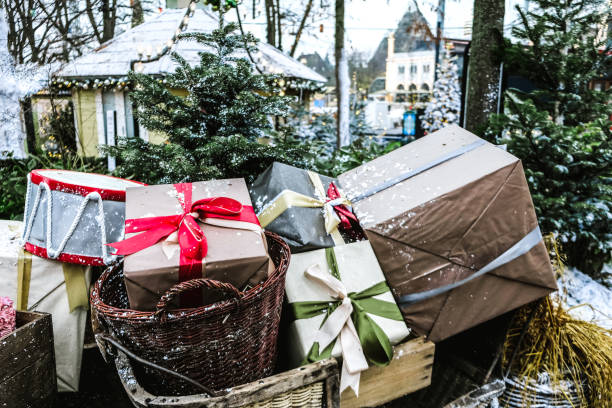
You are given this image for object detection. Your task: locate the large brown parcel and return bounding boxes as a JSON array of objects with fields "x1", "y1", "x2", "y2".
[
  {"x1": 121, "y1": 179, "x2": 273, "y2": 311},
  {"x1": 337, "y1": 125, "x2": 557, "y2": 342}
]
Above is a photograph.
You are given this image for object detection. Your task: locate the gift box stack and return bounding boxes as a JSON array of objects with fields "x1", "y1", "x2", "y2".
[
  {"x1": 250, "y1": 125, "x2": 557, "y2": 399},
  {"x1": 251, "y1": 162, "x2": 412, "y2": 398},
  {"x1": 1, "y1": 125, "x2": 557, "y2": 403},
  {"x1": 94, "y1": 177, "x2": 287, "y2": 394}
]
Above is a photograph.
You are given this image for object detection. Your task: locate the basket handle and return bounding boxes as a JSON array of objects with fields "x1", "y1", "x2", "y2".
[
  {"x1": 95, "y1": 333, "x2": 222, "y2": 397},
  {"x1": 155, "y1": 278, "x2": 243, "y2": 316}
]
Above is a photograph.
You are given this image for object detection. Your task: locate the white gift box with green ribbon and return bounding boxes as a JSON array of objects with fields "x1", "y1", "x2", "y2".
[{"x1": 285, "y1": 240, "x2": 410, "y2": 396}]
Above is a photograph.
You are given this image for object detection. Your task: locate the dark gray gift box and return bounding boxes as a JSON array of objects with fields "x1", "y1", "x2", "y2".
[{"x1": 250, "y1": 162, "x2": 355, "y2": 253}]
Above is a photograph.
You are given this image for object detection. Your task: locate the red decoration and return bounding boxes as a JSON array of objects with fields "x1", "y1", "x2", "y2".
[
  {"x1": 326, "y1": 182, "x2": 358, "y2": 231},
  {"x1": 108, "y1": 183, "x2": 260, "y2": 306}
]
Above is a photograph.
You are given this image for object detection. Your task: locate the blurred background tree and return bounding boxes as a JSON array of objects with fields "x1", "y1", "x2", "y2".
[{"x1": 485, "y1": 0, "x2": 612, "y2": 281}]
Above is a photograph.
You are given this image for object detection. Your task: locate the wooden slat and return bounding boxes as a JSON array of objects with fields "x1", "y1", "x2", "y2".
[
  {"x1": 0, "y1": 312, "x2": 54, "y2": 383},
  {"x1": 0, "y1": 352, "x2": 56, "y2": 408},
  {"x1": 340, "y1": 336, "x2": 435, "y2": 408},
  {"x1": 0, "y1": 311, "x2": 56, "y2": 407}
]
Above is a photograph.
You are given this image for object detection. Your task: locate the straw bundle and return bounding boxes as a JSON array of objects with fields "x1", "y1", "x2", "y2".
[{"x1": 502, "y1": 236, "x2": 612, "y2": 407}]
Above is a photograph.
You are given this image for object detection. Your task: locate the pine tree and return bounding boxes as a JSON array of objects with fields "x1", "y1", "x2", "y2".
[
  {"x1": 107, "y1": 17, "x2": 311, "y2": 184},
  {"x1": 420, "y1": 48, "x2": 461, "y2": 134},
  {"x1": 285, "y1": 100, "x2": 374, "y2": 156},
  {"x1": 503, "y1": 0, "x2": 611, "y2": 125},
  {"x1": 350, "y1": 100, "x2": 372, "y2": 139},
  {"x1": 485, "y1": 0, "x2": 612, "y2": 280}
]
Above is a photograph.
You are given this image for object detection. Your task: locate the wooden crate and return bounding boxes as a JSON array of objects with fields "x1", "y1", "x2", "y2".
[
  {"x1": 113, "y1": 349, "x2": 340, "y2": 408},
  {"x1": 340, "y1": 336, "x2": 435, "y2": 408},
  {"x1": 0, "y1": 311, "x2": 56, "y2": 407}
]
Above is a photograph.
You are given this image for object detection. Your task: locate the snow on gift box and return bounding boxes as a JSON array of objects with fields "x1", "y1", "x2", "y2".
[
  {"x1": 285, "y1": 240, "x2": 411, "y2": 397},
  {"x1": 21, "y1": 169, "x2": 145, "y2": 266},
  {"x1": 250, "y1": 162, "x2": 364, "y2": 253},
  {"x1": 337, "y1": 125, "x2": 558, "y2": 343},
  {"x1": 110, "y1": 178, "x2": 274, "y2": 311}
]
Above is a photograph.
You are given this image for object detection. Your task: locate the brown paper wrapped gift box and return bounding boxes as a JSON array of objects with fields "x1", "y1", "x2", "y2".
[
  {"x1": 123, "y1": 179, "x2": 273, "y2": 311},
  {"x1": 338, "y1": 125, "x2": 557, "y2": 342}
]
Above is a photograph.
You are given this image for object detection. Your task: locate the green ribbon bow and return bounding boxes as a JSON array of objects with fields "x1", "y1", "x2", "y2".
[{"x1": 290, "y1": 248, "x2": 404, "y2": 367}]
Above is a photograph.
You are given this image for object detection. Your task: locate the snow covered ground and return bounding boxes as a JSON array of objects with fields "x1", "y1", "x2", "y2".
[{"x1": 557, "y1": 267, "x2": 612, "y2": 330}]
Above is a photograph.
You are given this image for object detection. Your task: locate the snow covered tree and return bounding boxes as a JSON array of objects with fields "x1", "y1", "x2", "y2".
[
  {"x1": 106, "y1": 16, "x2": 311, "y2": 184},
  {"x1": 286, "y1": 100, "x2": 374, "y2": 157},
  {"x1": 0, "y1": 9, "x2": 25, "y2": 158},
  {"x1": 420, "y1": 49, "x2": 461, "y2": 133},
  {"x1": 349, "y1": 100, "x2": 372, "y2": 139},
  {"x1": 502, "y1": 0, "x2": 611, "y2": 126},
  {"x1": 0, "y1": 8, "x2": 46, "y2": 158},
  {"x1": 485, "y1": 0, "x2": 612, "y2": 281}
]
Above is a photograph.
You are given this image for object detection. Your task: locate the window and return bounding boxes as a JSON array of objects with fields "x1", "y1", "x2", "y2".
[
  {"x1": 395, "y1": 84, "x2": 406, "y2": 102},
  {"x1": 421, "y1": 83, "x2": 430, "y2": 91},
  {"x1": 410, "y1": 64, "x2": 417, "y2": 74},
  {"x1": 398, "y1": 65, "x2": 405, "y2": 74},
  {"x1": 423, "y1": 64, "x2": 430, "y2": 73},
  {"x1": 408, "y1": 84, "x2": 417, "y2": 91}
]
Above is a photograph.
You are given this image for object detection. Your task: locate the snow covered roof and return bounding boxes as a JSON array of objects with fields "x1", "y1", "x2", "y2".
[{"x1": 56, "y1": 9, "x2": 326, "y2": 83}]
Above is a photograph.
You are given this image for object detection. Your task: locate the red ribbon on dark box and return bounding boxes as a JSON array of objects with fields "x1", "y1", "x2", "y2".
[
  {"x1": 108, "y1": 183, "x2": 260, "y2": 307},
  {"x1": 326, "y1": 182, "x2": 358, "y2": 232}
]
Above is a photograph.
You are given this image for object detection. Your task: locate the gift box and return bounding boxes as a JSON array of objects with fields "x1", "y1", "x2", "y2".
[
  {"x1": 0, "y1": 220, "x2": 90, "y2": 392},
  {"x1": 337, "y1": 125, "x2": 558, "y2": 342},
  {"x1": 250, "y1": 162, "x2": 362, "y2": 253},
  {"x1": 285, "y1": 240, "x2": 410, "y2": 396},
  {"x1": 22, "y1": 169, "x2": 145, "y2": 266},
  {"x1": 116, "y1": 179, "x2": 273, "y2": 311}
]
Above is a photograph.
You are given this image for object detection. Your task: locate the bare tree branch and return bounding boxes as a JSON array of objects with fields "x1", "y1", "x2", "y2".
[{"x1": 289, "y1": 0, "x2": 313, "y2": 57}]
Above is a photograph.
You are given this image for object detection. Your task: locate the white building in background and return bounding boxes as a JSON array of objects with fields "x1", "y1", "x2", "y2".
[{"x1": 384, "y1": 33, "x2": 435, "y2": 103}]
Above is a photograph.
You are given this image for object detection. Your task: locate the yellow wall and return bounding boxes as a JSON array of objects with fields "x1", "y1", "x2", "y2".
[
  {"x1": 148, "y1": 130, "x2": 167, "y2": 144},
  {"x1": 30, "y1": 96, "x2": 71, "y2": 147},
  {"x1": 145, "y1": 88, "x2": 187, "y2": 144},
  {"x1": 72, "y1": 89, "x2": 99, "y2": 157},
  {"x1": 71, "y1": 86, "x2": 187, "y2": 154}
]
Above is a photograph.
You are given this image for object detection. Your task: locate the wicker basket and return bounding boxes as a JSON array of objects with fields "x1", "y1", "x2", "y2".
[
  {"x1": 91, "y1": 231, "x2": 290, "y2": 395},
  {"x1": 110, "y1": 348, "x2": 339, "y2": 407}
]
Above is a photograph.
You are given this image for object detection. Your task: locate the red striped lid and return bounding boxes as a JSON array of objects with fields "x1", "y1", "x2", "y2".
[{"x1": 29, "y1": 169, "x2": 146, "y2": 201}]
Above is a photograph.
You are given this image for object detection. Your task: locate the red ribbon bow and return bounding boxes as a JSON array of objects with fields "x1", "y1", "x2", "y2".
[
  {"x1": 326, "y1": 182, "x2": 358, "y2": 231},
  {"x1": 108, "y1": 183, "x2": 259, "y2": 306}
]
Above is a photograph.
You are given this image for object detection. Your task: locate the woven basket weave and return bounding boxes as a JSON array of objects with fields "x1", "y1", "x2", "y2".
[
  {"x1": 246, "y1": 382, "x2": 324, "y2": 408},
  {"x1": 91, "y1": 231, "x2": 290, "y2": 395}
]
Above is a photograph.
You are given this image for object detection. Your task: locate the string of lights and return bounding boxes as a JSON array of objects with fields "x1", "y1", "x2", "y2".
[
  {"x1": 49, "y1": 76, "x2": 173, "y2": 91},
  {"x1": 50, "y1": 1, "x2": 323, "y2": 93}
]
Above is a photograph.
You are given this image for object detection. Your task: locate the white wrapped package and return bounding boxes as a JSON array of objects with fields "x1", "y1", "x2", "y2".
[
  {"x1": 285, "y1": 240, "x2": 410, "y2": 368},
  {"x1": 0, "y1": 220, "x2": 90, "y2": 392}
]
